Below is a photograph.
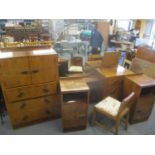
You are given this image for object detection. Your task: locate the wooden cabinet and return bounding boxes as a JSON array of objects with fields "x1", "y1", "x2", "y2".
[
  {"x1": 0, "y1": 49, "x2": 60, "y2": 128},
  {"x1": 130, "y1": 47, "x2": 155, "y2": 79},
  {"x1": 123, "y1": 74, "x2": 155, "y2": 123},
  {"x1": 60, "y1": 78, "x2": 89, "y2": 131},
  {"x1": 97, "y1": 65, "x2": 135, "y2": 100}
]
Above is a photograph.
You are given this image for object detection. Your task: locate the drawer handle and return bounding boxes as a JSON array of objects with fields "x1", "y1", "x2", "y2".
[
  {"x1": 45, "y1": 110, "x2": 51, "y2": 114},
  {"x1": 20, "y1": 102, "x2": 27, "y2": 109},
  {"x1": 21, "y1": 71, "x2": 29, "y2": 74},
  {"x1": 31, "y1": 70, "x2": 39, "y2": 73},
  {"x1": 79, "y1": 114, "x2": 86, "y2": 118},
  {"x1": 22, "y1": 115, "x2": 29, "y2": 121},
  {"x1": 44, "y1": 98, "x2": 50, "y2": 103},
  {"x1": 42, "y1": 88, "x2": 49, "y2": 93},
  {"x1": 17, "y1": 92, "x2": 24, "y2": 98}
]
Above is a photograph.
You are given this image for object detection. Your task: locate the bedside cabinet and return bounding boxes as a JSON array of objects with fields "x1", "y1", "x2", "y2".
[
  {"x1": 60, "y1": 78, "x2": 89, "y2": 132},
  {"x1": 123, "y1": 74, "x2": 155, "y2": 123}
]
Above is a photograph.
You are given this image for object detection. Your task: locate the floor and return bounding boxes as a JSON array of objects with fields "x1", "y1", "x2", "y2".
[{"x1": 1, "y1": 104, "x2": 155, "y2": 135}]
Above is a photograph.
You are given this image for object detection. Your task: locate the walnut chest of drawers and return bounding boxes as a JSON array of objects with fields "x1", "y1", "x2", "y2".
[{"x1": 0, "y1": 49, "x2": 61, "y2": 128}]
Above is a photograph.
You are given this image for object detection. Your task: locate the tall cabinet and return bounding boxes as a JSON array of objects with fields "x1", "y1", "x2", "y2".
[
  {"x1": 0, "y1": 49, "x2": 60, "y2": 128},
  {"x1": 123, "y1": 74, "x2": 155, "y2": 123}
]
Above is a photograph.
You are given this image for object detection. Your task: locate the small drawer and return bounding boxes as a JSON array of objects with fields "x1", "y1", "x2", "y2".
[
  {"x1": 4, "y1": 87, "x2": 34, "y2": 103},
  {"x1": 7, "y1": 95, "x2": 61, "y2": 112},
  {"x1": 7, "y1": 95, "x2": 61, "y2": 125},
  {"x1": 35, "y1": 82, "x2": 57, "y2": 97},
  {"x1": 5, "y1": 82, "x2": 58, "y2": 103}
]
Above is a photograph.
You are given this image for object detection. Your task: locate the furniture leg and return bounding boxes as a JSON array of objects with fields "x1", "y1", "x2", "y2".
[{"x1": 92, "y1": 109, "x2": 96, "y2": 126}]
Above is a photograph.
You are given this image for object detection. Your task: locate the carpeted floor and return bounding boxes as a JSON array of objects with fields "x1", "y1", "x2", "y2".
[{"x1": 0, "y1": 104, "x2": 155, "y2": 135}]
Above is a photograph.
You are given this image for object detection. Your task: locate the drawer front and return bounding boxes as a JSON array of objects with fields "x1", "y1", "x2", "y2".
[
  {"x1": 7, "y1": 95, "x2": 60, "y2": 112},
  {"x1": 5, "y1": 82, "x2": 57, "y2": 103},
  {"x1": 8, "y1": 95, "x2": 61, "y2": 125},
  {"x1": 62, "y1": 102, "x2": 87, "y2": 128},
  {"x1": 35, "y1": 82, "x2": 58, "y2": 98}
]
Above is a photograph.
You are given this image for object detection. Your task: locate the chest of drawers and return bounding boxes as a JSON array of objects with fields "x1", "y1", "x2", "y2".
[
  {"x1": 0, "y1": 49, "x2": 61, "y2": 128},
  {"x1": 97, "y1": 65, "x2": 135, "y2": 100}
]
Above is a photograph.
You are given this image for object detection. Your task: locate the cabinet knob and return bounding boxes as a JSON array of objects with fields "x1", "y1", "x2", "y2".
[
  {"x1": 17, "y1": 91, "x2": 24, "y2": 98},
  {"x1": 31, "y1": 70, "x2": 39, "y2": 73},
  {"x1": 20, "y1": 102, "x2": 27, "y2": 109},
  {"x1": 22, "y1": 115, "x2": 29, "y2": 121},
  {"x1": 45, "y1": 109, "x2": 51, "y2": 114},
  {"x1": 79, "y1": 114, "x2": 86, "y2": 118},
  {"x1": 42, "y1": 88, "x2": 49, "y2": 93},
  {"x1": 21, "y1": 71, "x2": 29, "y2": 74},
  {"x1": 44, "y1": 98, "x2": 50, "y2": 103}
]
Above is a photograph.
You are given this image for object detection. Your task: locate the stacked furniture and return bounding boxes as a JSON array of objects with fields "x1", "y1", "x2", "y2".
[{"x1": 0, "y1": 49, "x2": 60, "y2": 128}]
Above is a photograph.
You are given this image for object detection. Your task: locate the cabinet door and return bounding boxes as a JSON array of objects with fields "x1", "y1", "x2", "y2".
[
  {"x1": 1, "y1": 57, "x2": 31, "y2": 88},
  {"x1": 132, "y1": 94, "x2": 155, "y2": 122},
  {"x1": 62, "y1": 101, "x2": 87, "y2": 129},
  {"x1": 29, "y1": 55, "x2": 58, "y2": 84}
]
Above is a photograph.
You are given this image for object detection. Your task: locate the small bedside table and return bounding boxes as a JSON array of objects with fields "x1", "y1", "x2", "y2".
[{"x1": 60, "y1": 77, "x2": 90, "y2": 132}]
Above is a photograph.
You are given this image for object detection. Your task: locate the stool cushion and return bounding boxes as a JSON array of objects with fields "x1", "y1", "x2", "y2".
[
  {"x1": 95, "y1": 96, "x2": 121, "y2": 116},
  {"x1": 69, "y1": 66, "x2": 83, "y2": 73}
]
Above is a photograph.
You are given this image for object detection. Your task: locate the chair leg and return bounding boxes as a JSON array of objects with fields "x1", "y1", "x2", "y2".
[
  {"x1": 115, "y1": 119, "x2": 120, "y2": 135},
  {"x1": 0, "y1": 113, "x2": 4, "y2": 124},
  {"x1": 92, "y1": 108, "x2": 96, "y2": 126},
  {"x1": 125, "y1": 114, "x2": 129, "y2": 130}
]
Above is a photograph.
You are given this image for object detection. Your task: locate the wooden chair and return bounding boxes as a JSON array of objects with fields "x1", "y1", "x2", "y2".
[{"x1": 92, "y1": 92, "x2": 135, "y2": 134}]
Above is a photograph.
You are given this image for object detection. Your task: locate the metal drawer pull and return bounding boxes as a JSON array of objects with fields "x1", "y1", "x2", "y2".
[
  {"x1": 22, "y1": 115, "x2": 29, "y2": 121},
  {"x1": 45, "y1": 110, "x2": 51, "y2": 114},
  {"x1": 79, "y1": 114, "x2": 86, "y2": 118},
  {"x1": 17, "y1": 92, "x2": 24, "y2": 98},
  {"x1": 21, "y1": 71, "x2": 29, "y2": 74},
  {"x1": 20, "y1": 102, "x2": 27, "y2": 109},
  {"x1": 44, "y1": 99, "x2": 50, "y2": 103},
  {"x1": 43, "y1": 88, "x2": 49, "y2": 93},
  {"x1": 32, "y1": 70, "x2": 39, "y2": 73}
]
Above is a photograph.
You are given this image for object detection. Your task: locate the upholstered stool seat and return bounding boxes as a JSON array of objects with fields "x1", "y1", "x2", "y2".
[
  {"x1": 69, "y1": 66, "x2": 83, "y2": 73},
  {"x1": 94, "y1": 96, "x2": 121, "y2": 117}
]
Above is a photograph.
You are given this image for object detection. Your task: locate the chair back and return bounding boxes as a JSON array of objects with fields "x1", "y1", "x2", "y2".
[
  {"x1": 70, "y1": 56, "x2": 83, "y2": 66},
  {"x1": 118, "y1": 92, "x2": 135, "y2": 115}
]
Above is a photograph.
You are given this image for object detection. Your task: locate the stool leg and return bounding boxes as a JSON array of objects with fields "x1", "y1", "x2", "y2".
[{"x1": 92, "y1": 108, "x2": 96, "y2": 126}]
